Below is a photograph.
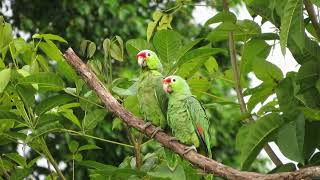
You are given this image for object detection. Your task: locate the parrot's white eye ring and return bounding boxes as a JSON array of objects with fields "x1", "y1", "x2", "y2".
[{"x1": 172, "y1": 78, "x2": 176, "y2": 82}]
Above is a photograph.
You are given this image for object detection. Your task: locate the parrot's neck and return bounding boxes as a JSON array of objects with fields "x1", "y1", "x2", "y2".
[{"x1": 169, "y1": 88, "x2": 192, "y2": 99}]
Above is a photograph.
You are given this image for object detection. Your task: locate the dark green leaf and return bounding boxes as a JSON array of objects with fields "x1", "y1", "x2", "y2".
[
  {"x1": 87, "y1": 42, "x2": 96, "y2": 58},
  {"x1": 35, "y1": 94, "x2": 74, "y2": 115},
  {"x1": 253, "y1": 59, "x2": 283, "y2": 83},
  {"x1": 83, "y1": 109, "x2": 107, "y2": 130},
  {"x1": 280, "y1": 0, "x2": 304, "y2": 55},
  {"x1": 78, "y1": 144, "x2": 101, "y2": 151},
  {"x1": 19, "y1": 72, "x2": 64, "y2": 91},
  {"x1": 268, "y1": 163, "x2": 296, "y2": 173},
  {"x1": 32, "y1": 33, "x2": 67, "y2": 43},
  {"x1": 236, "y1": 113, "x2": 284, "y2": 170},
  {"x1": 4, "y1": 153, "x2": 27, "y2": 167},
  {"x1": 68, "y1": 140, "x2": 79, "y2": 153}
]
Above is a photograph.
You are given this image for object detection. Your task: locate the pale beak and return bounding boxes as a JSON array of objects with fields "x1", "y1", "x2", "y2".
[
  {"x1": 162, "y1": 83, "x2": 172, "y2": 93},
  {"x1": 138, "y1": 57, "x2": 146, "y2": 67}
]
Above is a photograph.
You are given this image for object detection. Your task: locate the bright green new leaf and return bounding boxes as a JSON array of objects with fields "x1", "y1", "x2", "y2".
[
  {"x1": 0, "y1": 68, "x2": 11, "y2": 93},
  {"x1": 147, "y1": 21, "x2": 157, "y2": 42},
  {"x1": 236, "y1": 113, "x2": 284, "y2": 170},
  {"x1": 61, "y1": 109, "x2": 81, "y2": 128},
  {"x1": 32, "y1": 33, "x2": 67, "y2": 43},
  {"x1": 204, "y1": 56, "x2": 218, "y2": 75},
  {"x1": 110, "y1": 43, "x2": 123, "y2": 61},
  {"x1": 103, "y1": 38, "x2": 111, "y2": 57},
  {"x1": 300, "y1": 107, "x2": 320, "y2": 121},
  {"x1": 39, "y1": 40, "x2": 64, "y2": 61}
]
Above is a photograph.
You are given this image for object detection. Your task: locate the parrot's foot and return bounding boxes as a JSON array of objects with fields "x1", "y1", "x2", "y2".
[
  {"x1": 142, "y1": 122, "x2": 152, "y2": 131},
  {"x1": 169, "y1": 137, "x2": 178, "y2": 142},
  {"x1": 151, "y1": 127, "x2": 163, "y2": 138},
  {"x1": 183, "y1": 145, "x2": 197, "y2": 155}
]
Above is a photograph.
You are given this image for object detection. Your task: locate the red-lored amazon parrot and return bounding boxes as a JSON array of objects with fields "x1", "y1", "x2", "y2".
[
  {"x1": 136, "y1": 50, "x2": 167, "y2": 136},
  {"x1": 163, "y1": 75, "x2": 212, "y2": 157}
]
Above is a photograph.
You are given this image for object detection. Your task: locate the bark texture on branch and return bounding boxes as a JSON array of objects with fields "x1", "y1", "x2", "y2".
[{"x1": 63, "y1": 48, "x2": 320, "y2": 180}]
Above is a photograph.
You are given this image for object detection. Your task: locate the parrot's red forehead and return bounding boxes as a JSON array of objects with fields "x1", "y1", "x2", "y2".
[
  {"x1": 163, "y1": 77, "x2": 171, "y2": 84},
  {"x1": 136, "y1": 51, "x2": 146, "y2": 59}
]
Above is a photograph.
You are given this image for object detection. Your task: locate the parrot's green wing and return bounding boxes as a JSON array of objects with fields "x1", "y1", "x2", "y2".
[
  {"x1": 185, "y1": 96, "x2": 212, "y2": 158},
  {"x1": 154, "y1": 75, "x2": 168, "y2": 118},
  {"x1": 137, "y1": 70, "x2": 167, "y2": 128}
]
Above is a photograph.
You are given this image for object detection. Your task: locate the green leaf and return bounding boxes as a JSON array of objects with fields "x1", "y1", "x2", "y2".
[
  {"x1": 110, "y1": 43, "x2": 123, "y2": 61},
  {"x1": 78, "y1": 144, "x2": 101, "y2": 151},
  {"x1": 207, "y1": 20, "x2": 261, "y2": 42},
  {"x1": 35, "y1": 94, "x2": 74, "y2": 115},
  {"x1": 173, "y1": 48, "x2": 226, "y2": 74},
  {"x1": 204, "y1": 56, "x2": 218, "y2": 75},
  {"x1": 153, "y1": 30, "x2": 182, "y2": 66},
  {"x1": 175, "y1": 38, "x2": 203, "y2": 63},
  {"x1": 60, "y1": 109, "x2": 81, "y2": 128},
  {"x1": 188, "y1": 73, "x2": 211, "y2": 97},
  {"x1": 247, "y1": 83, "x2": 274, "y2": 112},
  {"x1": 103, "y1": 38, "x2": 111, "y2": 57},
  {"x1": 39, "y1": 40, "x2": 63, "y2": 61},
  {"x1": 316, "y1": 79, "x2": 320, "y2": 93},
  {"x1": 205, "y1": 11, "x2": 237, "y2": 26},
  {"x1": 27, "y1": 121, "x2": 63, "y2": 141},
  {"x1": 57, "y1": 60, "x2": 78, "y2": 81},
  {"x1": 300, "y1": 107, "x2": 320, "y2": 121},
  {"x1": 112, "y1": 81, "x2": 137, "y2": 96},
  {"x1": 253, "y1": 59, "x2": 283, "y2": 83},
  {"x1": 19, "y1": 72, "x2": 64, "y2": 91},
  {"x1": 16, "y1": 84, "x2": 36, "y2": 108},
  {"x1": 0, "y1": 68, "x2": 11, "y2": 93},
  {"x1": 123, "y1": 95, "x2": 141, "y2": 117},
  {"x1": 27, "y1": 156, "x2": 40, "y2": 168},
  {"x1": 240, "y1": 39, "x2": 271, "y2": 74},
  {"x1": 0, "y1": 110, "x2": 25, "y2": 125},
  {"x1": 4, "y1": 153, "x2": 27, "y2": 167},
  {"x1": 280, "y1": 0, "x2": 304, "y2": 55},
  {"x1": 32, "y1": 33, "x2": 67, "y2": 43},
  {"x1": 147, "y1": 22, "x2": 157, "y2": 42},
  {"x1": 87, "y1": 42, "x2": 96, "y2": 58},
  {"x1": 83, "y1": 109, "x2": 107, "y2": 130},
  {"x1": 277, "y1": 112, "x2": 305, "y2": 163},
  {"x1": 236, "y1": 113, "x2": 284, "y2": 170},
  {"x1": 68, "y1": 140, "x2": 79, "y2": 153},
  {"x1": 126, "y1": 39, "x2": 153, "y2": 60},
  {"x1": 148, "y1": 162, "x2": 185, "y2": 180}
]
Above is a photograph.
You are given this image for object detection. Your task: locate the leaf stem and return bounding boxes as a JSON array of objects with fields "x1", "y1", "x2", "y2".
[
  {"x1": 222, "y1": 0, "x2": 283, "y2": 167},
  {"x1": 62, "y1": 129, "x2": 134, "y2": 148},
  {"x1": 304, "y1": 0, "x2": 320, "y2": 40}
]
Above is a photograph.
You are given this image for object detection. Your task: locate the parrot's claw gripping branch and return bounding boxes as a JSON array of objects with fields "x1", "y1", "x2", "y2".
[
  {"x1": 151, "y1": 127, "x2": 163, "y2": 138},
  {"x1": 169, "y1": 137, "x2": 178, "y2": 142},
  {"x1": 64, "y1": 48, "x2": 320, "y2": 180},
  {"x1": 142, "y1": 122, "x2": 152, "y2": 131},
  {"x1": 183, "y1": 145, "x2": 197, "y2": 155}
]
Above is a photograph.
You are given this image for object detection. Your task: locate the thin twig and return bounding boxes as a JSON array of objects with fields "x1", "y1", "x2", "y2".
[{"x1": 304, "y1": 0, "x2": 320, "y2": 40}]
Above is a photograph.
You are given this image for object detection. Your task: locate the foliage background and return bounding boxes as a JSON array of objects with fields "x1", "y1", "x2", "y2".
[{"x1": 0, "y1": 0, "x2": 320, "y2": 179}]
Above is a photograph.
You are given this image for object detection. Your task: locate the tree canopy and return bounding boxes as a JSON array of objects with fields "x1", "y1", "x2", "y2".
[{"x1": 0, "y1": 0, "x2": 320, "y2": 179}]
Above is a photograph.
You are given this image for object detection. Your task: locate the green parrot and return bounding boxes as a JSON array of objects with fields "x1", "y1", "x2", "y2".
[
  {"x1": 136, "y1": 50, "x2": 167, "y2": 136},
  {"x1": 163, "y1": 75, "x2": 212, "y2": 157}
]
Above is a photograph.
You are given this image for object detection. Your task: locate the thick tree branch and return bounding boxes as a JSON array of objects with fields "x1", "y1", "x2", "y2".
[
  {"x1": 222, "y1": 0, "x2": 283, "y2": 167},
  {"x1": 63, "y1": 47, "x2": 320, "y2": 180},
  {"x1": 304, "y1": 0, "x2": 320, "y2": 40}
]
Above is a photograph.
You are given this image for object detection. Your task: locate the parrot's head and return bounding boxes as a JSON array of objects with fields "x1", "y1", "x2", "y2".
[
  {"x1": 136, "y1": 50, "x2": 163, "y2": 72},
  {"x1": 162, "y1": 75, "x2": 191, "y2": 95}
]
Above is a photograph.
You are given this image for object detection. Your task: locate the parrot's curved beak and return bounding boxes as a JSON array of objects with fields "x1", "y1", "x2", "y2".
[
  {"x1": 137, "y1": 57, "x2": 147, "y2": 67},
  {"x1": 162, "y1": 78, "x2": 172, "y2": 93},
  {"x1": 137, "y1": 52, "x2": 147, "y2": 67}
]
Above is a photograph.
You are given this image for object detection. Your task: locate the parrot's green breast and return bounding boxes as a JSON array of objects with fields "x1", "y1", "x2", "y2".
[
  {"x1": 167, "y1": 96, "x2": 200, "y2": 147},
  {"x1": 137, "y1": 70, "x2": 167, "y2": 128}
]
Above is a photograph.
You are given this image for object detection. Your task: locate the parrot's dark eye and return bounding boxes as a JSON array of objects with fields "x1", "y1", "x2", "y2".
[
  {"x1": 147, "y1": 53, "x2": 150, "y2": 57},
  {"x1": 172, "y1": 78, "x2": 176, "y2": 82}
]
